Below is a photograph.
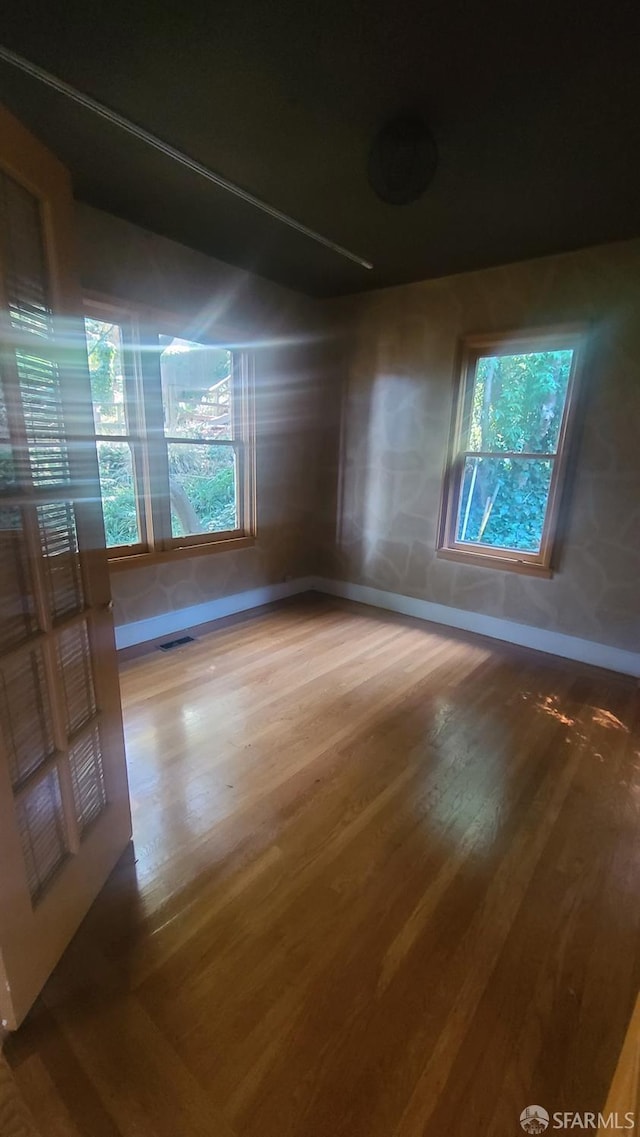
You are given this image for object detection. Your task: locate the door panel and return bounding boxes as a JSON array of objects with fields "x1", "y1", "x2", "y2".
[{"x1": 0, "y1": 106, "x2": 131, "y2": 1030}]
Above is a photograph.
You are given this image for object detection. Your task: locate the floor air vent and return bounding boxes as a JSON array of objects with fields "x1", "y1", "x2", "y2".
[{"x1": 158, "y1": 635, "x2": 195, "y2": 652}]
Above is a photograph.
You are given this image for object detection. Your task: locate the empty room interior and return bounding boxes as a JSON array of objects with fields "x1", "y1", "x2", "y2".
[{"x1": 0, "y1": 2, "x2": 639, "y2": 1135}]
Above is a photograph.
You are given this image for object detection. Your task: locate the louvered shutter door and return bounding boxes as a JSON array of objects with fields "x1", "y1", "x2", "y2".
[{"x1": 0, "y1": 107, "x2": 131, "y2": 1030}]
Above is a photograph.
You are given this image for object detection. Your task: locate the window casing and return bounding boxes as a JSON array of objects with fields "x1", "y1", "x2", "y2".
[
  {"x1": 437, "y1": 326, "x2": 586, "y2": 576},
  {"x1": 85, "y1": 298, "x2": 256, "y2": 566}
]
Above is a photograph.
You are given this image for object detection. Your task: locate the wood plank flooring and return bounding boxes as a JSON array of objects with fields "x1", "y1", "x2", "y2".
[{"x1": 5, "y1": 596, "x2": 640, "y2": 1137}]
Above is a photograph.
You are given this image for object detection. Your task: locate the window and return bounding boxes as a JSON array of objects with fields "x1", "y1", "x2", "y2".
[
  {"x1": 84, "y1": 302, "x2": 255, "y2": 564},
  {"x1": 437, "y1": 327, "x2": 585, "y2": 575},
  {"x1": 159, "y1": 337, "x2": 240, "y2": 542},
  {"x1": 85, "y1": 314, "x2": 146, "y2": 552}
]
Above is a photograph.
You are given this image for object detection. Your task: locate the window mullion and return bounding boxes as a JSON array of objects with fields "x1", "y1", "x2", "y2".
[
  {"x1": 232, "y1": 436, "x2": 245, "y2": 533},
  {"x1": 139, "y1": 325, "x2": 172, "y2": 551},
  {"x1": 162, "y1": 436, "x2": 236, "y2": 446},
  {"x1": 460, "y1": 449, "x2": 557, "y2": 460},
  {"x1": 120, "y1": 318, "x2": 150, "y2": 551}
]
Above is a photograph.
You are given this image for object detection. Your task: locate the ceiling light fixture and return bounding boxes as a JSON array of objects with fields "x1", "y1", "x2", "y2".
[
  {"x1": 0, "y1": 44, "x2": 373, "y2": 271},
  {"x1": 368, "y1": 112, "x2": 437, "y2": 205}
]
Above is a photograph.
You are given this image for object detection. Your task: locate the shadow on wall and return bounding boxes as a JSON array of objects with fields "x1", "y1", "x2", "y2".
[
  {"x1": 326, "y1": 243, "x2": 640, "y2": 654},
  {"x1": 334, "y1": 313, "x2": 453, "y2": 596}
]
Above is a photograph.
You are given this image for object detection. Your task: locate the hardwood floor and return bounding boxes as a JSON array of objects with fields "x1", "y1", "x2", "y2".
[{"x1": 5, "y1": 596, "x2": 640, "y2": 1137}]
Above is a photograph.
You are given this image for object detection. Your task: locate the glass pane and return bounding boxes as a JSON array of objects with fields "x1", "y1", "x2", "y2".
[
  {"x1": 57, "y1": 621, "x2": 97, "y2": 736},
  {"x1": 160, "y1": 335, "x2": 233, "y2": 440},
  {"x1": 38, "y1": 501, "x2": 85, "y2": 622},
  {"x1": 0, "y1": 647, "x2": 55, "y2": 788},
  {"x1": 1, "y1": 173, "x2": 52, "y2": 340},
  {"x1": 69, "y1": 725, "x2": 107, "y2": 834},
  {"x1": 0, "y1": 438, "x2": 15, "y2": 488},
  {"x1": 0, "y1": 372, "x2": 8, "y2": 438},
  {"x1": 0, "y1": 173, "x2": 72, "y2": 490},
  {"x1": 456, "y1": 456, "x2": 553, "y2": 553},
  {"x1": 0, "y1": 506, "x2": 38, "y2": 648},
  {"x1": 85, "y1": 318, "x2": 128, "y2": 436},
  {"x1": 96, "y1": 440, "x2": 140, "y2": 547},
  {"x1": 469, "y1": 349, "x2": 573, "y2": 454},
  {"x1": 168, "y1": 443, "x2": 238, "y2": 537},
  {"x1": 15, "y1": 770, "x2": 67, "y2": 903},
  {"x1": 16, "y1": 347, "x2": 70, "y2": 487}
]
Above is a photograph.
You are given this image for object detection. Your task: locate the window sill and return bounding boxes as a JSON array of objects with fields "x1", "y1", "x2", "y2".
[
  {"x1": 108, "y1": 534, "x2": 256, "y2": 572},
  {"x1": 436, "y1": 547, "x2": 553, "y2": 578}
]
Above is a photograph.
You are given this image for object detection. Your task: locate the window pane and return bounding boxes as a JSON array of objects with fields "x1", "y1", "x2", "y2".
[
  {"x1": 168, "y1": 443, "x2": 238, "y2": 537},
  {"x1": 468, "y1": 350, "x2": 573, "y2": 454},
  {"x1": 159, "y1": 336, "x2": 233, "y2": 440},
  {"x1": 456, "y1": 455, "x2": 553, "y2": 553},
  {"x1": 96, "y1": 440, "x2": 140, "y2": 547},
  {"x1": 85, "y1": 318, "x2": 128, "y2": 436}
]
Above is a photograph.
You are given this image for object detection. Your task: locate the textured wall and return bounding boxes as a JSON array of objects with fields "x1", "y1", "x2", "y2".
[
  {"x1": 320, "y1": 240, "x2": 640, "y2": 652},
  {"x1": 75, "y1": 204, "x2": 324, "y2": 627},
  {"x1": 77, "y1": 206, "x2": 640, "y2": 652}
]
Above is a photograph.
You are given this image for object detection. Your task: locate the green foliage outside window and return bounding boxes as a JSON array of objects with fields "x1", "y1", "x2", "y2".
[
  {"x1": 85, "y1": 319, "x2": 238, "y2": 547},
  {"x1": 458, "y1": 349, "x2": 573, "y2": 552},
  {"x1": 168, "y1": 445, "x2": 237, "y2": 537},
  {"x1": 160, "y1": 339, "x2": 237, "y2": 536}
]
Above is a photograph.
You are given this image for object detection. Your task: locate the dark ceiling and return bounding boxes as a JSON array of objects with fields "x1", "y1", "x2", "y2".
[{"x1": 0, "y1": 0, "x2": 639, "y2": 297}]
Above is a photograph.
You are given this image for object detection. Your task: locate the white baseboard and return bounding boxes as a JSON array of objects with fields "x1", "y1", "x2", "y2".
[
  {"x1": 114, "y1": 572, "x2": 640, "y2": 678},
  {"x1": 311, "y1": 577, "x2": 640, "y2": 679},
  {"x1": 114, "y1": 577, "x2": 315, "y2": 650}
]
